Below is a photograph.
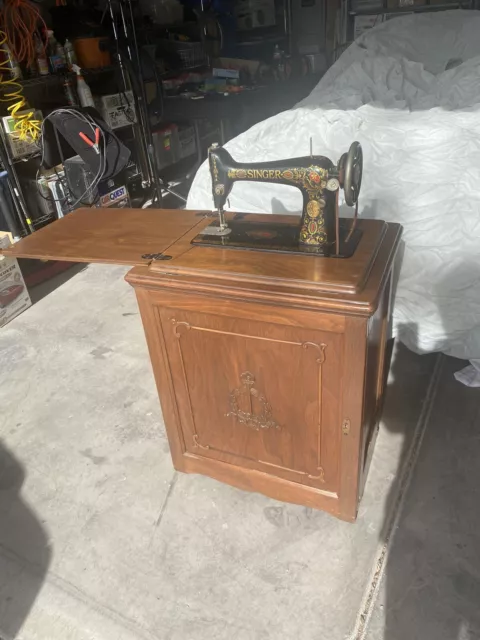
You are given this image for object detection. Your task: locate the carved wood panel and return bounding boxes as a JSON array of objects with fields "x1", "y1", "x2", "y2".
[{"x1": 159, "y1": 307, "x2": 342, "y2": 491}]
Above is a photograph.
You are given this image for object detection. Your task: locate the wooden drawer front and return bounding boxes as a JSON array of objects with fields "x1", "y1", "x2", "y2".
[{"x1": 158, "y1": 307, "x2": 343, "y2": 492}]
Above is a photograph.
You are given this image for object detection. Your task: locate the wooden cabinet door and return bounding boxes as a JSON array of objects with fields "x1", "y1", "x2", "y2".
[{"x1": 159, "y1": 307, "x2": 343, "y2": 492}]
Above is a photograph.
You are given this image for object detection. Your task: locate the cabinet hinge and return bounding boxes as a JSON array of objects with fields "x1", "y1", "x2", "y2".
[
  {"x1": 141, "y1": 253, "x2": 172, "y2": 261},
  {"x1": 342, "y1": 419, "x2": 351, "y2": 436}
]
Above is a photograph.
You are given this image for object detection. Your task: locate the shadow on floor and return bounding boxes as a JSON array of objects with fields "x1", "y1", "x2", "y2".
[
  {"x1": 26, "y1": 262, "x2": 86, "y2": 306},
  {"x1": 0, "y1": 440, "x2": 52, "y2": 639},
  {"x1": 376, "y1": 313, "x2": 480, "y2": 638}
]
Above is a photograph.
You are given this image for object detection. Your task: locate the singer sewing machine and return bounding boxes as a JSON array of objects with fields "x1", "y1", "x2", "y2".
[{"x1": 192, "y1": 141, "x2": 363, "y2": 258}]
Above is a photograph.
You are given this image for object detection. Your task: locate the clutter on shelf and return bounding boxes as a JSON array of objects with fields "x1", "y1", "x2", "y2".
[{"x1": 0, "y1": 231, "x2": 31, "y2": 327}]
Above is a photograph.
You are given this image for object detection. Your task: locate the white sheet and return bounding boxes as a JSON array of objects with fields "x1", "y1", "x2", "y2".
[{"x1": 187, "y1": 11, "x2": 480, "y2": 359}]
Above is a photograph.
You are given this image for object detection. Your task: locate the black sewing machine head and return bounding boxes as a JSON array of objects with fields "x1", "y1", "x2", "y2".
[{"x1": 192, "y1": 142, "x2": 363, "y2": 258}]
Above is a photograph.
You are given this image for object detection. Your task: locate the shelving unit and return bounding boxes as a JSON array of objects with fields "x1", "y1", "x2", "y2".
[
  {"x1": 0, "y1": 60, "x2": 142, "y2": 237},
  {"x1": 349, "y1": 0, "x2": 474, "y2": 14},
  {"x1": 15, "y1": 66, "x2": 116, "y2": 89}
]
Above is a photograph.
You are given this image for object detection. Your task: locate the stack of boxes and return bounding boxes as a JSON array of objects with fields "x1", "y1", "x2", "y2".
[
  {"x1": 1, "y1": 110, "x2": 43, "y2": 160},
  {"x1": 0, "y1": 233, "x2": 31, "y2": 328},
  {"x1": 94, "y1": 91, "x2": 137, "y2": 130},
  {"x1": 152, "y1": 124, "x2": 196, "y2": 171}
]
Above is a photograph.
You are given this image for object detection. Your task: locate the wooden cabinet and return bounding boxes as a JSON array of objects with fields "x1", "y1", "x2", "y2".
[
  {"x1": 3, "y1": 208, "x2": 402, "y2": 522},
  {"x1": 161, "y1": 305, "x2": 341, "y2": 489}
]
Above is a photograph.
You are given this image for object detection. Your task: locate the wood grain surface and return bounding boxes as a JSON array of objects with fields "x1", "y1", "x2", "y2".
[
  {"x1": 127, "y1": 219, "x2": 402, "y2": 318},
  {"x1": 130, "y1": 218, "x2": 402, "y2": 521},
  {"x1": 150, "y1": 213, "x2": 388, "y2": 295},
  {"x1": 1, "y1": 208, "x2": 211, "y2": 265}
]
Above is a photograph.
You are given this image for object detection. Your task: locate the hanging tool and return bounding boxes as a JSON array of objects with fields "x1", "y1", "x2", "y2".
[
  {"x1": 0, "y1": 0, "x2": 48, "y2": 68},
  {"x1": 0, "y1": 31, "x2": 41, "y2": 141}
]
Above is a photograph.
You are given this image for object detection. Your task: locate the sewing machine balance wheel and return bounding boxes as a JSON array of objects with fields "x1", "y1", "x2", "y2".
[{"x1": 343, "y1": 142, "x2": 363, "y2": 207}]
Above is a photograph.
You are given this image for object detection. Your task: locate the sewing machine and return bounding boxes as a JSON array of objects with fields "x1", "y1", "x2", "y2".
[
  {"x1": 192, "y1": 141, "x2": 363, "y2": 258},
  {"x1": 2, "y1": 133, "x2": 404, "y2": 522}
]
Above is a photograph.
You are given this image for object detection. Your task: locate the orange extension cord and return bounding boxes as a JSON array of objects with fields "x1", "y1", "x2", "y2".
[{"x1": 0, "y1": 0, "x2": 47, "y2": 68}]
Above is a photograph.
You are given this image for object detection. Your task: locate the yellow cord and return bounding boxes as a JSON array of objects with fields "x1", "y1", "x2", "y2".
[{"x1": 0, "y1": 30, "x2": 41, "y2": 141}]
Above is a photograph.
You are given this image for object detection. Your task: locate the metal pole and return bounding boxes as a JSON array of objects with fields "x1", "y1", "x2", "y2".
[
  {"x1": 115, "y1": 0, "x2": 154, "y2": 193},
  {"x1": 0, "y1": 131, "x2": 33, "y2": 233},
  {"x1": 124, "y1": 0, "x2": 164, "y2": 206}
]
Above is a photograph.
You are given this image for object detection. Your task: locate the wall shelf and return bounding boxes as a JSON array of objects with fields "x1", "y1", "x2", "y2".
[
  {"x1": 13, "y1": 66, "x2": 117, "y2": 89},
  {"x1": 350, "y1": 1, "x2": 473, "y2": 15}
]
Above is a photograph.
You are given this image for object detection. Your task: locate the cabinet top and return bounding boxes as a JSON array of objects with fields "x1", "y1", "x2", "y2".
[
  {"x1": 2, "y1": 208, "x2": 207, "y2": 266},
  {"x1": 3, "y1": 208, "x2": 402, "y2": 313}
]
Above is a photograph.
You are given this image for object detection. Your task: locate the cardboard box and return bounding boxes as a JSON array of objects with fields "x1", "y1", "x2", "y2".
[
  {"x1": 178, "y1": 126, "x2": 196, "y2": 160},
  {"x1": 95, "y1": 91, "x2": 137, "y2": 130},
  {"x1": 354, "y1": 14, "x2": 384, "y2": 39},
  {"x1": 350, "y1": 0, "x2": 383, "y2": 11},
  {"x1": 386, "y1": 0, "x2": 424, "y2": 7},
  {"x1": 385, "y1": 11, "x2": 413, "y2": 19},
  {"x1": 152, "y1": 125, "x2": 180, "y2": 170},
  {"x1": 98, "y1": 185, "x2": 129, "y2": 208},
  {"x1": 235, "y1": 0, "x2": 276, "y2": 29},
  {"x1": 2, "y1": 110, "x2": 42, "y2": 160},
  {"x1": 215, "y1": 58, "x2": 260, "y2": 80},
  {"x1": 212, "y1": 67, "x2": 240, "y2": 79},
  {"x1": 0, "y1": 233, "x2": 31, "y2": 327}
]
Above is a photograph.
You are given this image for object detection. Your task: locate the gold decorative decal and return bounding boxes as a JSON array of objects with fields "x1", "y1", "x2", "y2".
[
  {"x1": 171, "y1": 319, "x2": 191, "y2": 338},
  {"x1": 214, "y1": 184, "x2": 225, "y2": 196},
  {"x1": 228, "y1": 168, "x2": 283, "y2": 180},
  {"x1": 212, "y1": 155, "x2": 219, "y2": 181},
  {"x1": 218, "y1": 163, "x2": 332, "y2": 246},
  {"x1": 306, "y1": 200, "x2": 321, "y2": 218},
  {"x1": 302, "y1": 341, "x2": 327, "y2": 482},
  {"x1": 227, "y1": 372, "x2": 280, "y2": 431},
  {"x1": 302, "y1": 341, "x2": 327, "y2": 364},
  {"x1": 193, "y1": 434, "x2": 210, "y2": 450}
]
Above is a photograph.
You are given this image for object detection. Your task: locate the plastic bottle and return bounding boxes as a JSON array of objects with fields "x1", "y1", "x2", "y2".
[
  {"x1": 64, "y1": 39, "x2": 77, "y2": 68},
  {"x1": 35, "y1": 34, "x2": 49, "y2": 76},
  {"x1": 56, "y1": 42, "x2": 66, "y2": 66},
  {"x1": 272, "y1": 44, "x2": 283, "y2": 82},
  {"x1": 63, "y1": 77, "x2": 78, "y2": 106},
  {"x1": 48, "y1": 30, "x2": 66, "y2": 72},
  {"x1": 47, "y1": 30, "x2": 56, "y2": 55},
  {"x1": 1, "y1": 42, "x2": 22, "y2": 79},
  {"x1": 273, "y1": 44, "x2": 281, "y2": 65},
  {"x1": 72, "y1": 64, "x2": 94, "y2": 108}
]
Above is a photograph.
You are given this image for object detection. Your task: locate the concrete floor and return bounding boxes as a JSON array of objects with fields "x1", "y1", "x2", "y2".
[
  {"x1": 0, "y1": 263, "x2": 478, "y2": 640},
  {"x1": 366, "y1": 355, "x2": 480, "y2": 640}
]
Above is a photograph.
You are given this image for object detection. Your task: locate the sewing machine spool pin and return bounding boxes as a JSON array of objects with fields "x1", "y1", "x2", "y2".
[{"x1": 199, "y1": 142, "x2": 363, "y2": 257}]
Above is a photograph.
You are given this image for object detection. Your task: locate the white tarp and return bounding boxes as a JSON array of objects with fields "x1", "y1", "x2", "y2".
[{"x1": 187, "y1": 11, "x2": 480, "y2": 360}]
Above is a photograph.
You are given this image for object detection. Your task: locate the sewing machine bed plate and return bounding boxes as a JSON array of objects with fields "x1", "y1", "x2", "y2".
[{"x1": 192, "y1": 216, "x2": 362, "y2": 258}]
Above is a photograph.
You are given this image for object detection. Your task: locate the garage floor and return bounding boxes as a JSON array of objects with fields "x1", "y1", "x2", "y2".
[{"x1": 0, "y1": 264, "x2": 479, "y2": 640}]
